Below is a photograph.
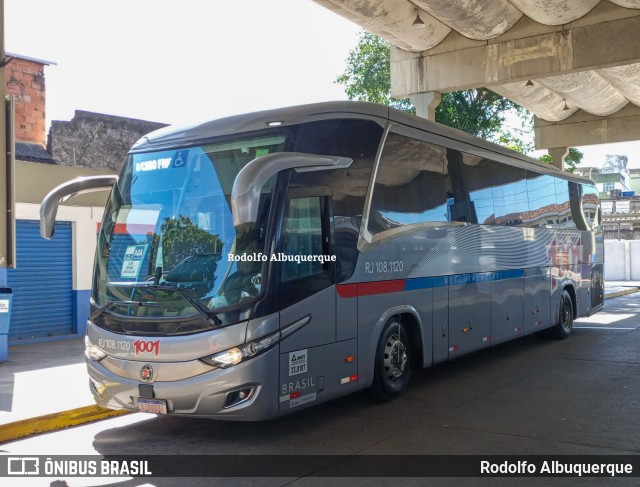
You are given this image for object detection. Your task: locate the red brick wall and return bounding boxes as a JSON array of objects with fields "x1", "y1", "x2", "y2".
[{"x1": 5, "y1": 57, "x2": 47, "y2": 146}]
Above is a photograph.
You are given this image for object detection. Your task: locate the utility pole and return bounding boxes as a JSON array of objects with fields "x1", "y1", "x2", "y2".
[
  {"x1": 0, "y1": 0, "x2": 14, "y2": 283},
  {"x1": 0, "y1": 0, "x2": 8, "y2": 285}
]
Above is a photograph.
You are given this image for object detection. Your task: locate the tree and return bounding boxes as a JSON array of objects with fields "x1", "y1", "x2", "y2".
[
  {"x1": 336, "y1": 30, "x2": 413, "y2": 112},
  {"x1": 336, "y1": 31, "x2": 523, "y2": 139}
]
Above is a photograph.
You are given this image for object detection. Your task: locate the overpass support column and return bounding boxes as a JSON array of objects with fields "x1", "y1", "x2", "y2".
[
  {"x1": 547, "y1": 147, "x2": 568, "y2": 171},
  {"x1": 410, "y1": 92, "x2": 441, "y2": 121}
]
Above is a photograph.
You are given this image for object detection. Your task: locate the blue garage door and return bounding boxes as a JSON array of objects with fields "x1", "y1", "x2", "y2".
[{"x1": 7, "y1": 220, "x2": 73, "y2": 340}]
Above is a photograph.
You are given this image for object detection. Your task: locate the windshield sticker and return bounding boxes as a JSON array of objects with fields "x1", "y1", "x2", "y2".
[
  {"x1": 133, "y1": 150, "x2": 189, "y2": 173},
  {"x1": 134, "y1": 157, "x2": 171, "y2": 172},
  {"x1": 121, "y1": 245, "x2": 148, "y2": 279},
  {"x1": 255, "y1": 148, "x2": 270, "y2": 157},
  {"x1": 171, "y1": 150, "x2": 189, "y2": 168}
]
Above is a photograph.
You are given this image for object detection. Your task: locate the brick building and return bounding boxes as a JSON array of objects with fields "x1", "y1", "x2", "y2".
[{"x1": 4, "y1": 53, "x2": 53, "y2": 147}]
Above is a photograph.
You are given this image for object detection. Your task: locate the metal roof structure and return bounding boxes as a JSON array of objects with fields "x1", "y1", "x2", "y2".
[{"x1": 15, "y1": 142, "x2": 56, "y2": 164}]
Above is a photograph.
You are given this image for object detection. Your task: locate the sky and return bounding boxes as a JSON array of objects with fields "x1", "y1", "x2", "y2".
[
  {"x1": 5, "y1": 0, "x2": 360, "y2": 125},
  {"x1": 5, "y1": 0, "x2": 639, "y2": 169}
]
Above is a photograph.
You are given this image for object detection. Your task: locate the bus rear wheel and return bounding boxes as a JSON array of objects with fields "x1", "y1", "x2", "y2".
[
  {"x1": 552, "y1": 290, "x2": 574, "y2": 339},
  {"x1": 371, "y1": 319, "x2": 411, "y2": 401}
]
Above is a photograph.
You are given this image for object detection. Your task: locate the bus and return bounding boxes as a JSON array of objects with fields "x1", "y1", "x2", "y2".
[{"x1": 41, "y1": 101, "x2": 604, "y2": 420}]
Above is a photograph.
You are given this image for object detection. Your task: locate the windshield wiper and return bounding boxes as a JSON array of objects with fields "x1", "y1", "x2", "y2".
[
  {"x1": 111, "y1": 300, "x2": 168, "y2": 308},
  {"x1": 107, "y1": 281, "x2": 222, "y2": 327}
]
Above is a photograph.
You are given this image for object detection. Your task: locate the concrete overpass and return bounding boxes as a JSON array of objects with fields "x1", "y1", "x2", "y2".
[{"x1": 313, "y1": 0, "x2": 640, "y2": 169}]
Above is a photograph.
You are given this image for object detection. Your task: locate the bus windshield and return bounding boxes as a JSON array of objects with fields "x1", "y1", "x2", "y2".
[{"x1": 92, "y1": 135, "x2": 286, "y2": 328}]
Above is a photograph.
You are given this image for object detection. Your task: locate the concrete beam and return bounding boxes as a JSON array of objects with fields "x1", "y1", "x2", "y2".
[
  {"x1": 391, "y1": 7, "x2": 640, "y2": 97},
  {"x1": 547, "y1": 147, "x2": 568, "y2": 171},
  {"x1": 409, "y1": 91, "x2": 441, "y2": 121},
  {"x1": 534, "y1": 103, "x2": 640, "y2": 150}
]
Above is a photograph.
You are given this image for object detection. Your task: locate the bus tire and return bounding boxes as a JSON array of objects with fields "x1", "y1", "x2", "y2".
[
  {"x1": 552, "y1": 290, "x2": 574, "y2": 339},
  {"x1": 371, "y1": 319, "x2": 411, "y2": 401}
]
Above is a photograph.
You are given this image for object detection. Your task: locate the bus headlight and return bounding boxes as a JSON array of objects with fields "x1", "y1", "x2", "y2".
[
  {"x1": 205, "y1": 347, "x2": 244, "y2": 368},
  {"x1": 200, "y1": 330, "x2": 280, "y2": 368},
  {"x1": 85, "y1": 336, "x2": 107, "y2": 362}
]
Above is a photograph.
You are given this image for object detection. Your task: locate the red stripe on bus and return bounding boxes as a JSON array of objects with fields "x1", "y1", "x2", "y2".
[
  {"x1": 337, "y1": 284, "x2": 358, "y2": 298},
  {"x1": 357, "y1": 280, "x2": 406, "y2": 296},
  {"x1": 337, "y1": 280, "x2": 407, "y2": 298}
]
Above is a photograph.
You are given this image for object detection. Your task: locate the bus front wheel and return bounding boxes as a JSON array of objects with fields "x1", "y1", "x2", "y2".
[{"x1": 371, "y1": 319, "x2": 411, "y2": 401}]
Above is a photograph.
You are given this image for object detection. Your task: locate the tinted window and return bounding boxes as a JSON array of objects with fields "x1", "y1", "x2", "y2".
[
  {"x1": 369, "y1": 132, "x2": 451, "y2": 234},
  {"x1": 554, "y1": 178, "x2": 574, "y2": 229},
  {"x1": 492, "y1": 166, "x2": 528, "y2": 226},
  {"x1": 459, "y1": 155, "x2": 496, "y2": 225},
  {"x1": 526, "y1": 172, "x2": 558, "y2": 228},
  {"x1": 281, "y1": 197, "x2": 325, "y2": 282},
  {"x1": 289, "y1": 119, "x2": 382, "y2": 281},
  {"x1": 582, "y1": 184, "x2": 601, "y2": 230}
]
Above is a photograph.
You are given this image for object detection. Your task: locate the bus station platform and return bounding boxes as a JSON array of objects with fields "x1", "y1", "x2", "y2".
[{"x1": 0, "y1": 281, "x2": 638, "y2": 443}]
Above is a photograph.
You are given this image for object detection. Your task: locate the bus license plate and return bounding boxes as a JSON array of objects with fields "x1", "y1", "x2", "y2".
[{"x1": 137, "y1": 398, "x2": 167, "y2": 414}]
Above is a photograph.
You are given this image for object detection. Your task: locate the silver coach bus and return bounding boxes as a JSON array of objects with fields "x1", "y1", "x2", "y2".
[{"x1": 41, "y1": 101, "x2": 604, "y2": 420}]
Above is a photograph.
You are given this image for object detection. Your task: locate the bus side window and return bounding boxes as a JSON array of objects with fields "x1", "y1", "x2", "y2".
[
  {"x1": 368, "y1": 132, "x2": 451, "y2": 235},
  {"x1": 580, "y1": 184, "x2": 601, "y2": 230},
  {"x1": 277, "y1": 196, "x2": 334, "y2": 308},
  {"x1": 526, "y1": 172, "x2": 559, "y2": 228},
  {"x1": 281, "y1": 197, "x2": 326, "y2": 282},
  {"x1": 555, "y1": 178, "x2": 574, "y2": 229}
]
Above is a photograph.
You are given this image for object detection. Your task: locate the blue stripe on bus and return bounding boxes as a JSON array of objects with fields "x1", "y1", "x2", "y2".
[
  {"x1": 403, "y1": 269, "x2": 525, "y2": 292},
  {"x1": 338, "y1": 269, "x2": 528, "y2": 298}
]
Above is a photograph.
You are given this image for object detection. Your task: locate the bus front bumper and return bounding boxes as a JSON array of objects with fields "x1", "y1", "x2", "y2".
[{"x1": 86, "y1": 346, "x2": 280, "y2": 421}]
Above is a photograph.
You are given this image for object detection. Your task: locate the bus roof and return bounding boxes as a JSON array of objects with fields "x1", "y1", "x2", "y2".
[{"x1": 130, "y1": 101, "x2": 593, "y2": 185}]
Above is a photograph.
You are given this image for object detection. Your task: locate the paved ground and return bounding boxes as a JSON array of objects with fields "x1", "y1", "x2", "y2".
[
  {"x1": 0, "y1": 290, "x2": 639, "y2": 486},
  {"x1": 0, "y1": 281, "x2": 637, "y2": 427}
]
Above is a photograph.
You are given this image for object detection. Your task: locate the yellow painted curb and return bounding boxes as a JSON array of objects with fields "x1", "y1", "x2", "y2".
[
  {"x1": 0, "y1": 405, "x2": 131, "y2": 444},
  {"x1": 604, "y1": 287, "x2": 639, "y2": 300}
]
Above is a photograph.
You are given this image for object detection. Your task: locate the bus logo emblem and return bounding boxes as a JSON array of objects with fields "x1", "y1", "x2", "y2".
[
  {"x1": 140, "y1": 364, "x2": 154, "y2": 382},
  {"x1": 134, "y1": 339, "x2": 160, "y2": 356}
]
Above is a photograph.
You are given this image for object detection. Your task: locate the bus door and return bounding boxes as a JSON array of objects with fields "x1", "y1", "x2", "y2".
[{"x1": 277, "y1": 193, "x2": 358, "y2": 414}]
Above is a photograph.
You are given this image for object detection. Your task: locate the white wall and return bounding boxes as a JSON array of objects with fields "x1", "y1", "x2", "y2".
[{"x1": 604, "y1": 239, "x2": 640, "y2": 281}]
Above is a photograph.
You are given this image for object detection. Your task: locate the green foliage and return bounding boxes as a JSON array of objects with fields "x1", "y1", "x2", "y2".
[
  {"x1": 435, "y1": 90, "x2": 523, "y2": 140},
  {"x1": 160, "y1": 215, "x2": 222, "y2": 271},
  {"x1": 336, "y1": 31, "x2": 413, "y2": 112},
  {"x1": 336, "y1": 31, "x2": 523, "y2": 139}
]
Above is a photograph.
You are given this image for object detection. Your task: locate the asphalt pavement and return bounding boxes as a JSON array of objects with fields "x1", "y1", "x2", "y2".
[{"x1": 0, "y1": 280, "x2": 638, "y2": 443}]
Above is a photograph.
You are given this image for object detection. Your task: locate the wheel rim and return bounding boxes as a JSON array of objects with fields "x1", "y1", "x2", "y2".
[
  {"x1": 383, "y1": 333, "x2": 407, "y2": 382},
  {"x1": 560, "y1": 296, "x2": 572, "y2": 332}
]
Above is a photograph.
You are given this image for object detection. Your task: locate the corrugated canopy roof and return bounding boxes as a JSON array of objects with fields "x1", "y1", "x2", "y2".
[{"x1": 314, "y1": 0, "x2": 640, "y2": 123}]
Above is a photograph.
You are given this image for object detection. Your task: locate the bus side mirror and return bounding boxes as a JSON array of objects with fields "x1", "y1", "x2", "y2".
[
  {"x1": 231, "y1": 152, "x2": 351, "y2": 227},
  {"x1": 40, "y1": 175, "x2": 118, "y2": 239}
]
